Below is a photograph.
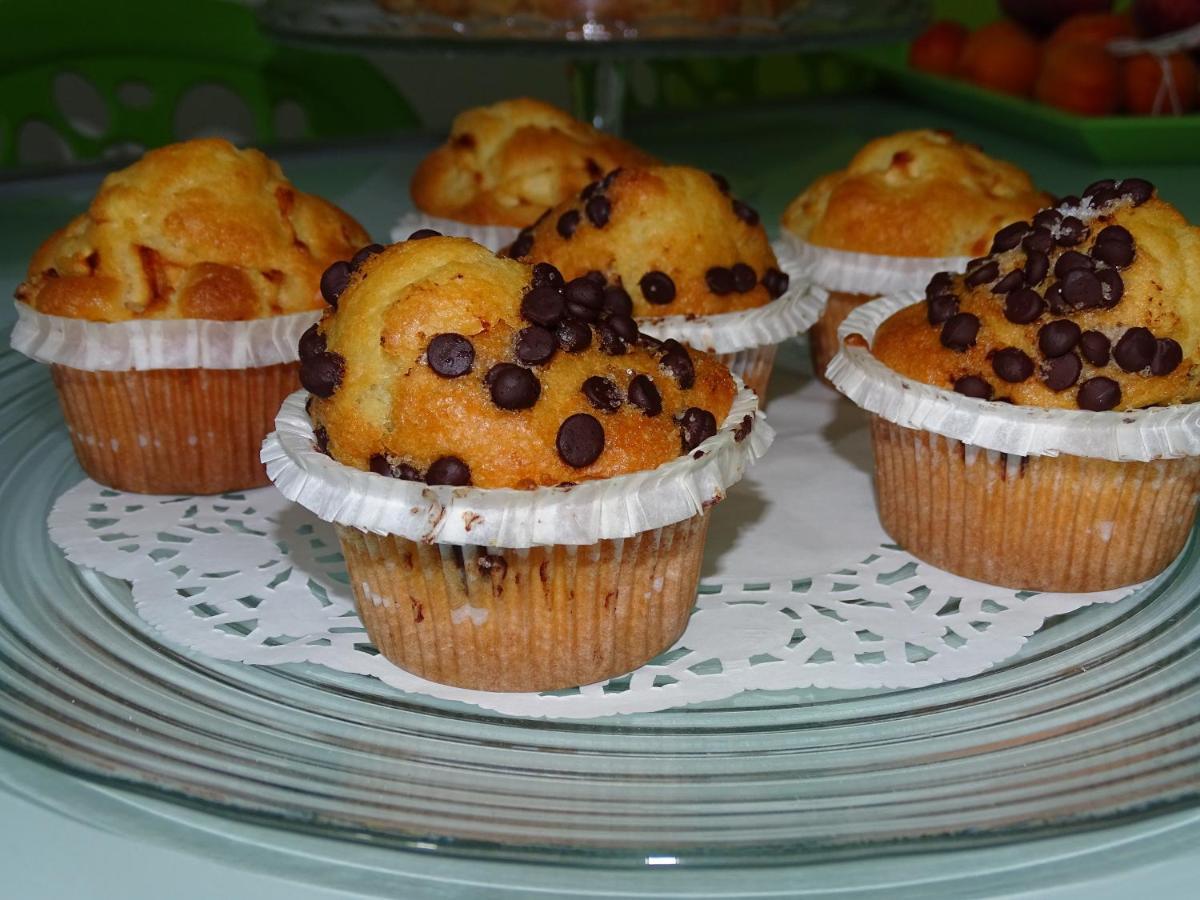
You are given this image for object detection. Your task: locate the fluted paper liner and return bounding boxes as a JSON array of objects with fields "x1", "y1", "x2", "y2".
[
  {"x1": 10, "y1": 302, "x2": 319, "y2": 371},
  {"x1": 775, "y1": 232, "x2": 972, "y2": 297},
  {"x1": 807, "y1": 290, "x2": 871, "y2": 388},
  {"x1": 390, "y1": 211, "x2": 521, "y2": 253},
  {"x1": 263, "y1": 380, "x2": 772, "y2": 548}
]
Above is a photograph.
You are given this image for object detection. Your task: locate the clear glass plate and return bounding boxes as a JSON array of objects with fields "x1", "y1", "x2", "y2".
[{"x1": 2, "y1": 346, "x2": 1199, "y2": 887}]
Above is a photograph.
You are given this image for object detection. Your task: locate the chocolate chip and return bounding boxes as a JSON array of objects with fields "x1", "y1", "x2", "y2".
[
  {"x1": 487, "y1": 363, "x2": 541, "y2": 410},
  {"x1": 638, "y1": 332, "x2": 664, "y2": 352},
  {"x1": 732, "y1": 262, "x2": 758, "y2": 293},
  {"x1": 581, "y1": 180, "x2": 600, "y2": 200},
  {"x1": 319, "y1": 261, "x2": 351, "y2": 307},
  {"x1": 1079, "y1": 331, "x2": 1111, "y2": 367},
  {"x1": 1054, "y1": 250, "x2": 1092, "y2": 279},
  {"x1": 679, "y1": 407, "x2": 717, "y2": 453},
  {"x1": 928, "y1": 294, "x2": 959, "y2": 325},
  {"x1": 556, "y1": 209, "x2": 581, "y2": 239},
  {"x1": 953, "y1": 376, "x2": 993, "y2": 400},
  {"x1": 1087, "y1": 186, "x2": 1121, "y2": 209},
  {"x1": 734, "y1": 415, "x2": 753, "y2": 442},
  {"x1": 1077, "y1": 377, "x2": 1121, "y2": 411},
  {"x1": 584, "y1": 270, "x2": 606, "y2": 286},
  {"x1": 532, "y1": 262, "x2": 564, "y2": 289},
  {"x1": 1092, "y1": 226, "x2": 1135, "y2": 267},
  {"x1": 564, "y1": 277, "x2": 603, "y2": 311},
  {"x1": 1032, "y1": 209, "x2": 1063, "y2": 231},
  {"x1": 1151, "y1": 338, "x2": 1183, "y2": 376},
  {"x1": 710, "y1": 172, "x2": 730, "y2": 194},
  {"x1": 1022, "y1": 227, "x2": 1054, "y2": 256},
  {"x1": 585, "y1": 195, "x2": 611, "y2": 228},
  {"x1": 608, "y1": 314, "x2": 639, "y2": 343},
  {"x1": 1061, "y1": 268, "x2": 1102, "y2": 308},
  {"x1": 555, "y1": 319, "x2": 592, "y2": 352},
  {"x1": 1025, "y1": 250, "x2": 1049, "y2": 286},
  {"x1": 640, "y1": 271, "x2": 676, "y2": 305},
  {"x1": 1057, "y1": 216, "x2": 1089, "y2": 247},
  {"x1": 426, "y1": 456, "x2": 471, "y2": 486},
  {"x1": 508, "y1": 232, "x2": 533, "y2": 259},
  {"x1": 602, "y1": 168, "x2": 623, "y2": 189},
  {"x1": 313, "y1": 425, "x2": 329, "y2": 455},
  {"x1": 300, "y1": 351, "x2": 345, "y2": 398},
  {"x1": 627, "y1": 374, "x2": 662, "y2": 417},
  {"x1": 596, "y1": 321, "x2": 627, "y2": 355},
  {"x1": 1084, "y1": 178, "x2": 1116, "y2": 199},
  {"x1": 556, "y1": 414, "x2": 604, "y2": 468},
  {"x1": 426, "y1": 333, "x2": 475, "y2": 377},
  {"x1": 1118, "y1": 178, "x2": 1154, "y2": 205},
  {"x1": 602, "y1": 285, "x2": 633, "y2": 316},
  {"x1": 762, "y1": 268, "x2": 790, "y2": 299},
  {"x1": 1114, "y1": 327, "x2": 1156, "y2": 372},
  {"x1": 351, "y1": 243, "x2": 385, "y2": 267},
  {"x1": 1038, "y1": 320, "x2": 1081, "y2": 358},
  {"x1": 299, "y1": 323, "x2": 325, "y2": 361},
  {"x1": 408, "y1": 229, "x2": 441, "y2": 241},
  {"x1": 992, "y1": 347, "x2": 1034, "y2": 383},
  {"x1": 992, "y1": 269, "x2": 1025, "y2": 294},
  {"x1": 521, "y1": 285, "x2": 566, "y2": 327},
  {"x1": 1003, "y1": 288, "x2": 1045, "y2": 324},
  {"x1": 1096, "y1": 268, "x2": 1124, "y2": 307},
  {"x1": 515, "y1": 325, "x2": 556, "y2": 366},
  {"x1": 732, "y1": 199, "x2": 759, "y2": 226},
  {"x1": 1043, "y1": 353, "x2": 1082, "y2": 391},
  {"x1": 1045, "y1": 283, "x2": 1069, "y2": 315},
  {"x1": 659, "y1": 339, "x2": 695, "y2": 389},
  {"x1": 706, "y1": 266, "x2": 734, "y2": 295},
  {"x1": 927, "y1": 271, "x2": 955, "y2": 296},
  {"x1": 964, "y1": 260, "x2": 999, "y2": 288},
  {"x1": 567, "y1": 301, "x2": 600, "y2": 323},
  {"x1": 582, "y1": 375, "x2": 622, "y2": 412},
  {"x1": 369, "y1": 454, "x2": 421, "y2": 481},
  {"x1": 940, "y1": 312, "x2": 980, "y2": 351},
  {"x1": 991, "y1": 221, "x2": 1030, "y2": 253},
  {"x1": 1056, "y1": 194, "x2": 1082, "y2": 209}
]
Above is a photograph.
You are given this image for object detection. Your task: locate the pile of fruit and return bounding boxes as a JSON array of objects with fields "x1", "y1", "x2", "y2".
[{"x1": 908, "y1": 0, "x2": 1200, "y2": 116}]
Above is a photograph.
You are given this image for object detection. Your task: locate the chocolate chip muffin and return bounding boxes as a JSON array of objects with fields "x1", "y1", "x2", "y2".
[
  {"x1": 410, "y1": 97, "x2": 656, "y2": 229},
  {"x1": 12, "y1": 138, "x2": 370, "y2": 494},
  {"x1": 831, "y1": 179, "x2": 1200, "y2": 592},
  {"x1": 287, "y1": 234, "x2": 762, "y2": 692},
  {"x1": 781, "y1": 129, "x2": 1049, "y2": 386}
]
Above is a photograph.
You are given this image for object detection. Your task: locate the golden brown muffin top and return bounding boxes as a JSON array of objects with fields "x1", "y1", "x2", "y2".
[
  {"x1": 302, "y1": 235, "x2": 737, "y2": 489},
  {"x1": 782, "y1": 130, "x2": 1050, "y2": 259},
  {"x1": 410, "y1": 97, "x2": 657, "y2": 228},
  {"x1": 871, "y1": 179, "x2": 1200, "y2": 411},
  {"x1": 513, "y1": 165, "x2": 790, "y2": 318},
  {"x1": 15, "y1": 138, "x2": 370, "y2": 323}
]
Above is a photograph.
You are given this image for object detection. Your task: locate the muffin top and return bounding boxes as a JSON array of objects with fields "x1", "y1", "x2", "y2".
[
  {"x1": 782, "y1": 130, "x2": 1049, "y2": 259},
  {"x1": 303, "y1": 235, "x2": 738, "y2": 489},
  {"x1": 871, "y1": 179, "x2": 1200, "y2": 411},
  {"x1": 410, "y1": 97, "x2": 657, "y2": 229},
  {"x1": 15, "y1": 139, "x2": 369, "y2": 323},
  {"x1": 513, "y1": 166, "x2": 790, "y2": 318}
]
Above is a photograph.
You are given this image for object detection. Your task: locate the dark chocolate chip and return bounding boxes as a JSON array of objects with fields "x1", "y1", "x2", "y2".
[
  {"x1": 991, "y1": 221, "x2": 1030, "y2": 253},
  {"x1": 1113, "y1": 327, "x2": 1156, "y2": 372},
  {"x1": 953, "y1": 376, "x2": 993, "y2": 400},
  {"x1": 679, "y1": 407, "x2": 718, "y2": 453},
  {"x1": 1025, "y1": 250, "x2": 1050, "y2": 286},
  {"x1": 531, "y1": 262, "x2": 564, "y2": 289},
  {"x1": 734, "y1": 415, "x2": 753, "y2": 442},
  {"x1": 555, "y1": 319, "x2": 592, "y2": 353},
  {"x1": 426, "y1": 456, "x2": 471, "y2": 486},
  {"x1": 706, "y1": 266, "x2": 734, "y2": 295},
  {"x1": 627, "y1": 374, "x2": 662, "y2": 417},
  {"x1": 1079, "y1": 330, "x2": 1111, "y2": 367},
  {"x1": 1022, "y1": 227, "x2": 1054, "y2": 256},
  {"x1": 659, "y1": 339, "x2": 695, "y2": 389},
  {"x1": 638, "y1": 332, "x2": 664, "y2": 352},
  {"x1": 584, "y1": 270, "x2": 606, "y2": 286},
  {"x1": 313, "y1": 425, "x2": 329, "y2": 455},
  {"x1": 582, "y1": 375, "x2": 622, "y2": 412},
  {"x1": 710, "y1": 172, "x2": 730, "y2": 194},
  {"x1": 927, "y1": 271, "x2": 955, "y2": 296},
  {"x1": 487, "y1": 363, "x2": 541, "y2": 410},
  {"x1": 426, "y1": 333, "x2": 475, "y2": 378},
  {"x1": 1087, "y1": 186, "x2": 1121, "y2": 209},
  {"x1": 556, "y1": 414, "x2": 605, "y2": 468},
  {"x1": 640, "y1": 271, "x2": 676, "y2": 305},
  {"x1": 1045, "y1": 283, "x2": 1069, "y2": 315},
  {"x1": 1096, "y1": 268, "x2": 1124, "y2": 307},
  {"x1": 1056, "y1": 194, "x2": 1082, "y2": 209},
  {"x1": 300, "y1": 351, "x2": 345, "y2": 398},
  {"x1": 1083, "y1": 178, "x2": 1117, "y2": 199},
  {"x1": 602, "y1": 168, "x2": 623, "y2": 189},
  {"x1": 351, "y1": 243, "x2": 385, "y2": 267},
  {"x1": 585, "y1": 195, "x2": 611, "y2": 228},
  {"x1": 1004, "y1": 288, "x2": 1045, "y2": 324},
  {"x1": 1043, "y1": 352, "x2": 1082, "y2": 391},
  {"x1": 1033, "y1": 209, "x2": 1063, "y2": 231},
  {"x1": 964, "y1": 259, "x2": 999, "y2": 288},
  {"x1": 1151, "y1": 338, "x2": 1183, "y2": 376},
  {"x1": 762, "y1": 268, "x2": 790, "y2": 299},
  {"x1": 1038, "y1": 320, "x2": 1081, "y2": 358},
  {"x1": 1118, "y1": 178, "x2": 1154, "y2": 205},
  {"x1": 940, "y1": 312, "x2": 980, "y2": 352},
  {"x1": 299, "y1": 323, "x2": 325, "y2": 361},
  {"x1": 992, "y1": 269, "x2": 1025, "y2": 294},
  {"x1": 564, "y1": 276, "x2": 603, "y2": 309},
  {"x1": 515, "y1": 325, "x2": 556, "y2": 366},
  {"x1": 556, "y1": 209, "x2": 581, "y2": 239},
  {"x1": 928, "y1": 294, "x2": 959, "y2": 325},
  {"x1": 567, "y1": 301, "x2": 601, "y2": 323},
  {"x1": 596, "y1": 321, "x2": 627, "y2": 355},
  {"x1": 732, "y1": 199, "x2": 759, "y2": 226},
  {"x1": 369, "y1": 454, "x2": 421, "y2": 481},
  {"x1": 1057, "y1": 216, "x2": 1089, "y2": 247},
  {"x1": 1061, "y1": 268, "x2": 1103, "y2": 308},
  {"x1": 319, "y1": 260, "x2": 352, "y2": 307},
  {"x1": 992, "y1": 347, "x2": 1034, "y2": 383},
  {"x1": 408, "y1": 229, "x2": 441, "y2": 241},
  {"x1": 521, "y1": 285, "x2": 566, "y2": 327},
  {"x1": 731, "y1": 263, "x2": 757, "y2": 293},
  {"x1": 1092, "y1": 226, "x2": 1135, "y2": 267},
  {"x1": 580, "y1": 180, "x2": 600, "y2": 201},
  {"x1": 608, "y1": 314, "x2": 639, "y2": 343},
  {"x1": 1077, "y1": 377, "x2": 1121, "y2": 411},
  {"x1": 602, "y1": 285, "x2": 633, "y2": 316},
  {"x1": 1054, "y1": 250, "x2": 1092, "y2": 279},
  {"x1": 508, "y1": 232, "x2": 533, "y2": 259}
]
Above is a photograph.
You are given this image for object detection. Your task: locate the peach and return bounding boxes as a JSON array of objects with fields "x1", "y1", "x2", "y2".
[
  {"x1": 909, "y1": 21, "x2": 970, "y2": 76},
  {"x1": 957, "y1": 21, "x2": 1041, "y2": 96},
  {"x1": 1035, "y1": 41, "x2": 1121, "y2": 114},
  {"x1": 1123, "y1": 52, "x2": 1199, "y2": 115},
  {"x1": 1046, "y1": 12, "x2": 1134, "y2": 48}
]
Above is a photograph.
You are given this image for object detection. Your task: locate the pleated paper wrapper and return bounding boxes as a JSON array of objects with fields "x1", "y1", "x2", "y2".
[
  {"x1": 390, "y1": 211, "x2": 521, "y2": 253},
  {"x1": 775, "y1": 231, "x2": 973, "y2": 297}
]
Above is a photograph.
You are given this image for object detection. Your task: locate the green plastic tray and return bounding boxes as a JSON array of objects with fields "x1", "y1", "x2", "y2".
[{"x1": 849, "y1": 44, "x2": 1200, "y2": 164}]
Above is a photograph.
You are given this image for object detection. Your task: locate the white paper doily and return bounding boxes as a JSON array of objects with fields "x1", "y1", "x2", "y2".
[{"x1": 50, "y1": 380, "x2": 1137, "y2": 719}]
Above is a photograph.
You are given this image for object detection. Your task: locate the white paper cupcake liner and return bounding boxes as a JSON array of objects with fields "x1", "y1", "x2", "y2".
[
  {"x1": 9, "y1": 302, "x2": 320, "y2": 372},
  {"x1": 826, "y1": 292, "x2": 1200, "y2": 462},
  {"x1": 776, "y1": 232, "x2": 973, "y2": 297},
  {"x1": 262, "y1": 380, "x2": 773, "y2": 548},
  {"x1": 390, "y1": 211, "x2": 521, "y2": 253}
]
